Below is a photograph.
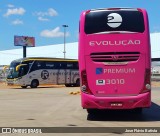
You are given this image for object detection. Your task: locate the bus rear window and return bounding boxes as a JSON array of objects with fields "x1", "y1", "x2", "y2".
[{"x1": 85, "y1": 10, "x2": 145, "y2": 34}]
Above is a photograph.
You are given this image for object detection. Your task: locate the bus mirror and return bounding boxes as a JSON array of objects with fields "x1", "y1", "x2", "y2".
[
  {"x1": 16, "y1": 65, "x2": 21, "y2": 71},
  {"x1": 16, "y1": 64, "x2": 27, "y2": 71}
]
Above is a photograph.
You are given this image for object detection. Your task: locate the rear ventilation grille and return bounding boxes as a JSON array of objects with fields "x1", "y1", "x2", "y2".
[{"x1": 90, "y1": 52, "x2": 140, "y2": 62}]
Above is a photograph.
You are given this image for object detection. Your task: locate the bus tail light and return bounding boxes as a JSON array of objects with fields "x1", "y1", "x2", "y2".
[
  {"x1": 142, "y1": 68, "x2": 151, "y2": 93},
  {"x1": 137, "y1": 8, "x2": 143, "y2": 12},
  {"x1": 81, "y1": 70, "x2": 92, "y2": 94},
  {"x1": 85, "y1": 10, "x2": 91, "y2": 14}
]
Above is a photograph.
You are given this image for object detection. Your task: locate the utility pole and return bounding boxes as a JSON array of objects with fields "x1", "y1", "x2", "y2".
[
  {"x1": 23, "y1": 46, "x2": 26, "y2": 58},
  {"x1": 62, "y1": 25, "x2": 68, "y2": 59}
]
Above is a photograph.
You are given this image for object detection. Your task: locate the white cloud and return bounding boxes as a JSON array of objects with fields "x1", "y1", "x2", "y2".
[
  {"x1": 35, "y1": 8, "x2": 58, "y2": 17},
  {"x1": 38, "y1": 16, "x2": 49, "y2": 21},
  {"x1": 47, "y1": 8, "x2": 58, "y2": 16},
  {"x1": 40, "y1": 27, "x2": 70, "y2": 38},
  {"x1": 7, "y1": 4, "x2": 15, "y2": 8},
  {"x1": 4, "y1": 7, "x2": 26, "y2": 17},
  {"x1": 34, "y1": 8, "x2": 58, "y2": 21},
  {"x1": 153, "y1": 26, "x2": 160, "y2": 33},
  {"x1": 12, "y1": 19, "x2": 23, "y2": 25}
]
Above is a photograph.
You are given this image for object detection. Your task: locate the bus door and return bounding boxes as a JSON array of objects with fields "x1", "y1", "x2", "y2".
[
  {"x1": 56, "y1": 69, "x2": 71, "y2": 84},
  {"x1": 67, "y1": 62, "x2": 79, "y2": 84},
  {"x1": 56, "y1": 69, "x2": 63, "y2": 84},
  {"x1": 66, "y1": 69, "x2": 71, "y2": 84},
  {"x1": 70, "y1": 70, "x2": 79, "y2": 84}
]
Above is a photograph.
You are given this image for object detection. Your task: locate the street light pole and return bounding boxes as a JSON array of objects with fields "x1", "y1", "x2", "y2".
[{"x1": 62, "y1": 25, "x2": 68, "y2": 59}]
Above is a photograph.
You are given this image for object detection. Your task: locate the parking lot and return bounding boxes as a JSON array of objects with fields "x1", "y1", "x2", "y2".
[{"x1": 0, "y1": 82, "x2": 160, "y2": 135}]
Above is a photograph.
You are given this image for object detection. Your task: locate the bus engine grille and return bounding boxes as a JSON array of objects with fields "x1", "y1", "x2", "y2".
[{"x1": 90, "y1": 52, "x2": 140, "y2": 62}]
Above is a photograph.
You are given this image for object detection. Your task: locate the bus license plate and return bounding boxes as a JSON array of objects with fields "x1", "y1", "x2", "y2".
[{"x1": 110, "y1": 103, "x2": 123, "y2": 107}]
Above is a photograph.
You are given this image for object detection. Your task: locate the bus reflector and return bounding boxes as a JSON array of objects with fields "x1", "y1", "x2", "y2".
[
  {"x1": 137, "y1": 8, "x2": 143, "y2": 12},
  {"x1": 85, "y1": 10, "x2": 91, "y2": 14},
  {"x1": 142, "y1": 68, "x2": 151, "y2": 93},
  {"x1": 81, "y1": 70, "x2": 92, "y2": 94}
]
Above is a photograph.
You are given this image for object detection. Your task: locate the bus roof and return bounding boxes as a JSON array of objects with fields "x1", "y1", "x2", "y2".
[
  {"x1": 11, "y1": 57, "x2": 78, "y2": 63},
  {"x1": 86, "y1": 7, "x2": 144, "y2": 13}
]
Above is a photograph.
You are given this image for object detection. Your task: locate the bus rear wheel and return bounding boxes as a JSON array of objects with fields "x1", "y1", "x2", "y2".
[
  {"x1": 133, "y1": 108, "x2": 143, "y2": 114},
  {"x1": 30, "y1": 80, "x2": 39, "y2": 88},
  {"x1": 65, "y1": 84, "x2": 71, "y2": 87},
  {"x1": 76, "y1": 79, "x2": 80, "y2": 87},
  {"x1": 21, "y1": 86, "x2": 27, "y2": 88},
  {"x1": 87, "y1": 109, "x2": 98, "y2": 114}
]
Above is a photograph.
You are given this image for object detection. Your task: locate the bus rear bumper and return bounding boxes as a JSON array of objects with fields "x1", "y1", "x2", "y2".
[{"x1": 81, "y1": 92, "x2": 151, "y2": 109}]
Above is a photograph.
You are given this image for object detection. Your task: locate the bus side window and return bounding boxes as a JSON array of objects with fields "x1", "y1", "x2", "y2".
[
  {"x1": 45, "y1": 62, "x2": 54, "y2": 69},
  {"x1": 19, "y1": 66, "x2": 28, "y2": 77},
  {"x1": 30, "y1": 61, "x2": 42, "y2": 72},
  {"x1": 61, "y1": 62, "x2": 67, "y2": 69},
  {"x1": 54, "y1": 62, "x2": 66, "y2": 69},
  {"x1": 37, "y1": 61, "x2": 43, "y2": 69},
  {"x1": 22, "y1": 61, "x2": 33, "y2": 73},
  {"x1": 66, "y1": 63, "x2": 73, "y2": 69},
  {"x1": 73, "y1": 62, "x2": 78, "y2": 69},
  {"x1": 54, "y1": 62, "x2": 60, "y2": 69}
]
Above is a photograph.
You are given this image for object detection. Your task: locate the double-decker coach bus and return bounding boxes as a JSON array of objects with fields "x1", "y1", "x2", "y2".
[
  {"x1": 6, "y1": 57, "x2": 80, "y2": 88},
  {"x1": 78, "y1": 8, "x2": 151, "y2": 113}
]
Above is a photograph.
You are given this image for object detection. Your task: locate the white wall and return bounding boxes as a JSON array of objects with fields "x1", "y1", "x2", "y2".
[{"x1": 0, "y1": 42, "x2": 78, "y2": 65}]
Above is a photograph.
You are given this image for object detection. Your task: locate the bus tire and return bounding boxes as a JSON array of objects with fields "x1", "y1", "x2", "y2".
[
  {"x1": 21, "y1": 86, "x2": 27, "y2": 88},
  {"x1": 133, "y1": 108, "x2": 143, "y2": 114},
  {"x1": 87, "y1": 109, "x2": 98, "y2": 114},
  {"x1": 76, "y1": 78, "x2": 80, "y2": 87},
  {"x1": 65, "y1": 84, "x2": 71, "y2": 87},
  {"x1": 30, "y1": 79, "x2": 39, "y2": 88}
]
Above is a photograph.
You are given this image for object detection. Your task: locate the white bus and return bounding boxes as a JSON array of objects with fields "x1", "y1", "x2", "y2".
[{"x1": 6, "y1": 57, "x2": 80, "y2": 88}]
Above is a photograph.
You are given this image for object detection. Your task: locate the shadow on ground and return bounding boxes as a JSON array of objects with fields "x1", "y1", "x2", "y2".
[{"x1": 87, "y1": 102, "x2": 160, "y2": 121}]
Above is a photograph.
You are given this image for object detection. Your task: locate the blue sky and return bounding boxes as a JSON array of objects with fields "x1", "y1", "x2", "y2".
[{"x1": 0, "y1": 0, "x2": 160, "y2": 51}]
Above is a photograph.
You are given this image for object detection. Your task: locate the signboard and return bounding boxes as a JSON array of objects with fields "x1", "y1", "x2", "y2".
[{"x1": 14, "y1": 36, "x2": 35, "y2": 47}]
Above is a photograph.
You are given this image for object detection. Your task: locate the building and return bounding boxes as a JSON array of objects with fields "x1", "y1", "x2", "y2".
[{"x1": 0, "y1": 42, "x2": 78, "y2": 65}]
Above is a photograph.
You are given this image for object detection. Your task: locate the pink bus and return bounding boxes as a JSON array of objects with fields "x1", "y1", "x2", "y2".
[{"x1": 78, "y1": 8, "x2": 151, "y2": 114}]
